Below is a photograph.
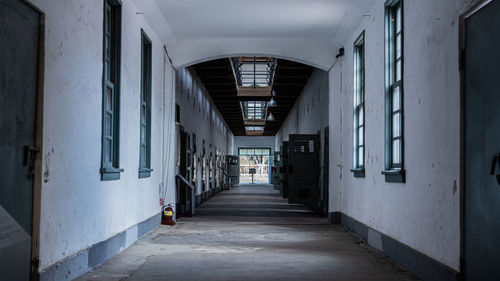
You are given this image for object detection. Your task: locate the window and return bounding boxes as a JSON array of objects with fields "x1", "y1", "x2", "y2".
[
  {"x1": 101, "y1": 0, "x2": 123, "y2": 180},
  {"x1": 242, "y1": 101, "x2": 267, "y2": 120},
  {"x1": 352, "y1": 31, "x2": 365, "y2": 178},
  {"x1": 245, "y1": 126, "x2": 265, "y2": 133},
  {"x1": 175, "y1": 103, "x2": 180, "y2": 124},
  {"x1": 231, "y1": 57, "x2": 276, "y2": 87},
  {"x1": 383, "y1": 0, "x2": 405, "y2": 182},
  {"x1": 139, "y1": 30, "x2": 153, "y2": 178}
]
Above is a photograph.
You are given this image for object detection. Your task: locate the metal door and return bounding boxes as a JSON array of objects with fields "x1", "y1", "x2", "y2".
[
  {"x1": 0, "y1": 0, "x2": 40, "y2": 279},
  {"x1": 322, "y1": 127, "x2": 329, "y2": 215},
  {"x1": 464, "y1": 1, "x2": 500, "y2": 279},
  {"x1": 281, "y1": 142, "x2": 289, "y2": 198},
  {"x1": 201, "y1": 140, "x2": 206, "y2": 199},
  {"x1": 208, "y1": 145, "x2": 213, "y2": 193},
  {"x1": 191, "y1": 133, "x2": 197, "y2": 187},
  {"x1": 202, "y1": 158, "x2": 206, "y2": 192},
  {"x1": 226, "y1": 155, "x2": 239, "y2": 185},
  {"x1": 288, "y1": 135, "x2": 320, "y2": 208},
  {"x1": 186, "y1": 133, "x2": 192, "y2": 182},
  {"x1": 179, "y1": 129, "x2": 187, "y2": 178},
  {"x1": 273, "y1": 151, "x2": 281, "y2": 190}
]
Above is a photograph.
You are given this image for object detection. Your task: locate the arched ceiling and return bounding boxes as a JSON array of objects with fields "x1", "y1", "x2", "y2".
[{"x1": 133, "y1": 0, "x2": 376, "y2": 70}]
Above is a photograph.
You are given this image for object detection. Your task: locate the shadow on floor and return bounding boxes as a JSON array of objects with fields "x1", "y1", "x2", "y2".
[{"x1": 76, "y1": 185, "x2": 420, "y2": 281}]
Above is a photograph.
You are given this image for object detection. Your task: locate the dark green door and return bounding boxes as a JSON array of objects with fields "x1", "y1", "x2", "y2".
[
  {"x1": 273, "y1": 151, "x2": 281, "y2": 190},
  {"x1": 322, "y1": 127, "x2": 329, "y2": 216},
  {"x1": 464, "y1": 1, "x2": 500, "y2": 280},
  {"x1": 288, "y1": 134, "x2": 320, "y2": 209},
  {"x1": 0, "y1": 0, "x2": 40, "y2": 280},
  {"x1": 281, "y1": 142, "x2": 289, "y2": 198}
]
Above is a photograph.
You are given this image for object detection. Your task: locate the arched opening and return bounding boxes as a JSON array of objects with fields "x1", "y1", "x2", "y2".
[
  {"x1": 173, "y1": 54, "x2": 329, "y2": 216},
  {"x1": 177, "y1": 51, "x2": 330, "y2": 71}
]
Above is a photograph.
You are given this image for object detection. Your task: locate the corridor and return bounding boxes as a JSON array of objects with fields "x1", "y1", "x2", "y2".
[
  {"x1": 76, "y1": 185, "x2": 418, "y2": 281},
  {"x1": 2, "y1": 0, "x2": 500, "y2": 280}
]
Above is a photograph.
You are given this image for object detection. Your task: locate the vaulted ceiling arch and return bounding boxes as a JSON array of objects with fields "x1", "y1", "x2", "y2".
[{"x1": 132, "y1": 0, "x2": 376, "y2": 71}]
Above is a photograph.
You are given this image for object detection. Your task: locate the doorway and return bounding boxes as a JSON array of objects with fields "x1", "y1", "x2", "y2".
[
  {"x1": 288, "y1": 134, "x2": 320, "y2": 210},
  {"x1": 0, "y1": 0, "x2": 41, "y2": 279},
  {"x1": 322, "y1": 127, "x2": 329, "y2": 215},
  {"x1": 462, "y1": 0, "x2": 500, "y2": 279},
  {"x1": 238, "y1": 148, "x2": 271, "y2": 184}
]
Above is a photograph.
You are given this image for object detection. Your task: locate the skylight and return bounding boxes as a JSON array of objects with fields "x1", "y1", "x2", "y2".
[
  {"x1": 232, "y1": 57, "x2": 276, "y2": 87},
  {"x1": 242, "y1": 101, "x2": 267, "y2": 120},
  {"x1": 245, "y1": 126, "x2": 265, "y2": 132}
]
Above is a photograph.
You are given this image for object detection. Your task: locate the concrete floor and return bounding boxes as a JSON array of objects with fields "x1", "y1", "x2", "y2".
[{"x1": 76, "y1": 185, "x2": 420, "y2": 281}]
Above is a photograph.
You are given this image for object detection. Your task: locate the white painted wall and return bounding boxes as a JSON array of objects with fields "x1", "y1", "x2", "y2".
[
  {"x1": 30, "y1": 0, "x2": 176, "y2": 272},
  {"x1": 328, "y1": 0, "x2": 477, "y2": 271},
  {"x1": 131, "y1": 0, "x2": 376, "y2": 70},
  {"x1": 26, "y1": 0, "x2": 479, "y2": 275},
  {"x1": 276, "y1": 69, "x2": 329, "y2": 146},
  {"x1": 276, "y1": 69, "x2": 329, "y2": 206},
  {"x1": 175, "y1": 68, "x2": 234, "y2": 196}
]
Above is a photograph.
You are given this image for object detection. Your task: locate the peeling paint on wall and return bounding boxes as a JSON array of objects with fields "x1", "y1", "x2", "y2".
[
  {"x1": 43, "y1": 150, "x2": 51, "y2": 183},
  {"x1": 328, "y1": 0, "x2": 473, "y2": 271}
]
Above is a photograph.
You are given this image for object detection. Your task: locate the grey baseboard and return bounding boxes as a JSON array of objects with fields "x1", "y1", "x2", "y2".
[
  {"x1": 40, "y1": 212, "x2": 161, "y2": 281},
  {"x1": 328, "y1": 211, "x2": 341, "y2": 224},
  {"x1": 328, "y1": 212, "x2": 458, "y2": 281}
]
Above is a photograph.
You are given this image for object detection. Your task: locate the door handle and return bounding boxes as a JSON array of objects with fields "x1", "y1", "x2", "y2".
[
  {"x1": 24, "y1": 146, "x2": 39, "y2": 165},
  {"x1": 490, "y1": 153, "x2": 500, "y2": 185},
  {"x1": 24, "y1": 146, "x2": 39, "y2": 180}
]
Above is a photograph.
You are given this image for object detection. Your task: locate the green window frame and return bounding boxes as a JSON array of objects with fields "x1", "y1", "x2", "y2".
[
  {"x1": 101, "y1": 0, "x2": 123, "y2": 180},
  {"x1": 139, "y1": 30, "x2": 153, "y2": 178},
  {"x1": 383, "y1": 0, "x2": 405, "y2": 182},
  {"x1": 352, "y1": 31, "x2": 365, "y2": 178}
]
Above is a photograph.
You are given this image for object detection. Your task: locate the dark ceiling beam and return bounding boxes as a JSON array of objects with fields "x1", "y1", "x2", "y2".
[
  {"x1": 213, "y1": 97, "x2": 297, "y2": 102},
  {"x1": 190, "y1": 58, "x2": 314, "y2": 136},
  {"x1": 273, "y1": 70, "x2": 312, "y2": 76},
  {"x1": 274, "y1": 77, "x2": 310, "y2": 82},
  {"x1": 202, "y1": 82, "x2": 236, "y2": 87},
  {"x1": 273, "y1": 83, "x2": 307, "y2": 87}
]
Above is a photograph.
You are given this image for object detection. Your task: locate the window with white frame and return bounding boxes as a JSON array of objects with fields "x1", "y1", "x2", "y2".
[{"x1": 352, "y1": 31, "x2": 365, "y2": 178}]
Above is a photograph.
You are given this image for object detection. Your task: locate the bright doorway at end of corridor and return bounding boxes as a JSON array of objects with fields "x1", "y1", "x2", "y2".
[{"x1": 238, "y1": 148, "x2": 271, "y2": 184}]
